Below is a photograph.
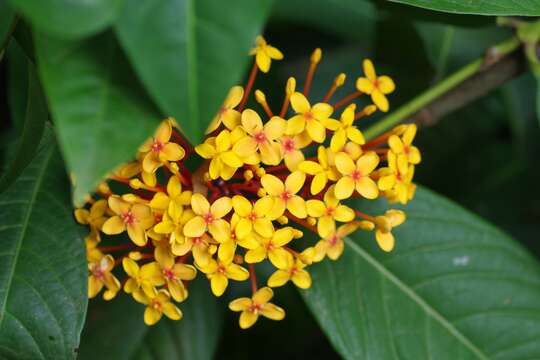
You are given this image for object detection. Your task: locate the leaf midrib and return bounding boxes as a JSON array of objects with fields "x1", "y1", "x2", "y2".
[
  {"x1": 0, "y1": 144, "x2": 54, "y2": 357},
  {"x1": 343, "y1": 236, "x2": 489, "y2": 359}
]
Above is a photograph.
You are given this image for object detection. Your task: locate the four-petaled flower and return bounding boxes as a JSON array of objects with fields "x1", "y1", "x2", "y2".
[
  {"x1": 355, "y1": 59, "x2": 395, "y2": 112},
  {"x1": 261, "y1": 171, "x2": 307, "y2": 219},
  {"x1": 229, "y1": 287, "x2": 285, "y2": 329},
  {"x1": 139, "y1": 118, "x2": 185, "y2": 173},
  {"x1": 102, "y1": 196, "x2": 154, "y2": 246},
  {"x1": 250, "y1": 36, "x2": 284, "y2": 73},
  {"x1": 183, "y1": 194, "x2": 232, "y2": 243},
  {"x1": 334, "y1": 152, "x2": 379, "y2": 200},
  {"x1": 286, "y1": 92, "x2": 334, "y2": 143}
]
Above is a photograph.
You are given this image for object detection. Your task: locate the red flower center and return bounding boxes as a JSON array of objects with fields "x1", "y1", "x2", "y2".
[
  {"x1": 203, "y1": 213, "x2": 214, "y2": 224},
  {"x1": 163, "y1": 268, "x2": 175, "y2": 280},
  {"x1": 151, "y1": 139, "x2": 164, "y2": 153},
  {"x1": 122, "y1": 211, "x2": 135, "y2": 225},
  {"x1": 351, "y1": 170, "x2": 362, "y2": 181},
  {"x1": 283, "y1": 138, "x2": 295, "y2": 153},
  {"x1": 280, "y1": 191, "x2": 292, "y2": 201},
  {"x1": 254, "y1": 131, "x2": 267, "y2": 144}
]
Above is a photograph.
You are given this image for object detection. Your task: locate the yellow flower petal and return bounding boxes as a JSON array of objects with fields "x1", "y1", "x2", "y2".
[
  {"x1": 208, "y1": 219, "x2": 231, "y2": 243},
  {"x1": 285, "y1": 115, "x2": 306, "y2": 135},
  {"x1": 183, "y1": 216, "x2": 207, "y2": 238},
  {"x1": 363, "y1": 59, "x2": 376, "y2": 81},
  {"x1": 102, "y1": 216, "x2": 126, "y2": 235},
  {"x1": 306, "y1": 119, "x2": 326, "y2": 143},
  {"x1": 292, "y1": 270, "x2": 312, "y2": 289},
  {"x1": 241, "y1": 109, "x2": 264, "y2": 136},
  {"x1": 306, "y1": 200, "x2": 326, "y2": 218},
  {"x1": 245, "y1": 246, "x2": 267, "y2": 264},
  {"x1": 267, "y1": 270, "x2": 290, "y2": 287},
  {"x1": 376, "y1": 230, "x2": 395, "y2": 252},
  {"x1": 261, "y1": 174, "x2": 285, "y2": 196},
  {"x1": 377, "y1": 75, "x2": 395, "y2": 94},
  {"x1": 287, "y1": 195, "x2": 307, "y2": 219},
  {"x1": 298, "y1": 161, "x2": 323, "y2": 175},
  {"x1": 144, "y1": 307, "x2": 162, "y2": 326},
  {"x1": 253, "y1": 287, "x2": 274, "y2": 304},
  {"x1": 356, "y1": 177, "x2": 379, "y2": 199},
  {"x1": 162, "y1": 302, "x2": 183, "y2": 320},
  {"x1": 290, "y1": 92, "x2": 311, "y2": 113},
  {"x1": 239, "y1": 311, "x2": 258, "y2": 329},
  {"x1": 372, "y1": 90, "x2": 389, "y2": 112},
  {"x1": 160, "y1": 142, "x2": 184, "y2": 161},
  {"x1": 260, "y1": 303, "x2": 285, "y2": 321},
  {"x1": 356, "y1": 77, "x2": 374, "y2": 94},
  {"x1": 211, "y1": 197, "x2": 232, "y2": 218},
  {"x1": 334, "y1": 205, "x2": 355, "y2": 222},
  {"x1": 253, "y1": 218, "x2": 274, "y2": 238},
  {"x1": 211, "y1": 273, "x2": 229, "y2": 296},
  {"x1": 229, "y1": 298, "x2": 252, "y2": 312},
  {"x1": 335, "y1": 176, "x2": 355, "y2": 200},
  {"x1": 334, "y1": 153, "x2": 355, "y2": 175},
  {"x1": 191, "y1": 193, "x2": 210, "y2": 215},
  {"x1": 311, "y1": 172, "x2": 327, "y2": 195},
  {"x1": 256, "y1": 51, "x2": 271, "y2": 73},
  {"x1": 285, "y1": 171, "x2": 305, "y2": 194}
]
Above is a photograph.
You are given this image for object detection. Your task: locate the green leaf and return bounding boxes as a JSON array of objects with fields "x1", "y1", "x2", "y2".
[
  {"x1": 8, "y1": 0, "x2": 123, "y2": 39},
  {"x1": 0, "y1": 61, "x2": 46, "y2": 193},
  {"x1": 0, "y1": 132, "x2": 87, "y2": 359},
  {"x1": 115, "y1": 0, "x2": 273, "y2": 143},
  {"x1": 79, "y1": 278, "x2": 223, "y2": 360},
  {"x1": 302, "y1": 186, "x2": 540, "y2": 359},
  {"x1": 0, "y1": 0, "x2": 15, "y2": 57},
  {"x1": 389, "y1": 0, "x2": 540, "y2": 16},
  {"x1": 34, "y1": 31, "x2": 161, "y2": 205}
]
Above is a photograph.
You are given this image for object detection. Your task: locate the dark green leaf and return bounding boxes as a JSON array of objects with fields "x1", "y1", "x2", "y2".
[
  {"x1": 80, "y1": 278, "x2": 223, "y2": 360},
  {"x1": 115, "y1": 0, "x2": 273, "y2": 143},
  {"x1": 0, "y1": 132, "x2": 87, "y2": 359},
  {"x1": 6, "y1": 40, "x2": 29, "y2": 133},
  {"x1": 0, "y1": 0, "x2": 15, "y2": 57},
  {"x1": 34, "y1": 31, "x2": 161, "y2": 205},
  {"x1": 302, "y1": 186, "x2": 540, "y2": 359},
  {"x1": 0, "y1": 61, "x2": 46, "y2": 193},
  {"x1": 389, "y1": 0, "x2": 540, "y2": 16},
  {"x1": 8, "y1": 0, "x2": 123, "y2": 39}
]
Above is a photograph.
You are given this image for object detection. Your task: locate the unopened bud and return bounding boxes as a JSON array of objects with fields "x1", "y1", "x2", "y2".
[
  {"x1": 233, "y1": 254, "x2": 244, "y2": 264},
  {"x1": 293, "y1": 229, "x2": 304, "y2": 238},
  {"x1": 129, "y1": 251, "x2": 142, "y2": 260},
  {"x1": 363, "y1": 104, "x2": 377, "y2": 116},
  {"x1": 307, "y1": 217, "x2": 317, "y2": 226},
  {"x1": 208, "y1": 245, "x2": 217, "y2": 255},
  {"x1": 129, "y1": 178, "x2": 143, "y2": 189},
  {"x1": 255, "y1": 90, "x2": 266, "y2": 104},
  {"x1": 256, "y1": 189, "x2": 267, "y2": 198},
  {"x1": 335, "y1": 73, "x2": 346, "y2": 86},
  {"x1": 277, "y1": 216, "x2": 289, "y2": 225},
  {"x1": 255, "y1": 167, "x2": 266, "y2": 177},
  {"x1": 286, "y1": 77, "x2": 296, "y2": 95},
  {"x1": 244, "y1": 170, "x2": 254, "y2": 181},
  {"x1": 311, "y1": 48, "x2": 322, "y2": 64}
]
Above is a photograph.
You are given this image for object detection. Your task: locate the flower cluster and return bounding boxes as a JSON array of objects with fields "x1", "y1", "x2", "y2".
[{"x1": 75, "y1": 36, "x2": 420, "y2": 329}]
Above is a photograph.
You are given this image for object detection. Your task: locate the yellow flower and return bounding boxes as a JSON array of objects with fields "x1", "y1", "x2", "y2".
[
  {"x1": 334, "y1": 152, "x2": 379, "y2": 200},
  {"x1": 102, "y1": 196, "x2": 154, "y2": 246},
  {"x1": 250, "y1": 36, "x2": 283, "y2": 73},
  {"x1": 244, "y1": 227, "x2": 294, "y2": 268},
  {"x1": 183, "y1": 194, "x2": 232, "y2": 242},
  {"x1": 229, "y1": 287, "x2": 285, "y2": 329},
  {"x1": 206, "y1": 86, "x2": 244, "y2": 133},
  {"x1": 329, "y1": 104, "x2": 366, "y2": 152},
  {"x1": 286, "y1": 92, "x2": 335, "y2": 143},
  {"x1": 122, "y1": 257, "x2": 161, "y2": 298},
  {"x1": 154, "y1": 207, "x2": 195, "y2": 251},
  {"x1": 306, "y1": 188, "x2": 355, "y2": 236},
  {"x1": 173, "y1": 233, "x2": 214, "y2": 266},
  {"x1": 232, "y1": 195, "x2": 275, "y2": 239},
  {"x1": 198, "y1": 249, "x2": 249, "y2": 297},
  {"x1": 150, "y1": 246, "x2": 197, "y2": 302},
  {"x1": 196, "y1": 129, "x2": 245, "y2": 180},
  {"x1": 74, "y1": 199, "x2": 108, "y2": 241},
  {"x1": 88, "y1": 254, "x2": 120, "y2": 299},
  {"x1": 355, "y1": 59, "x2": 395, "y2": 112},
  {"x1": 267, "y1": 254, "x2": 312, "y2": 289},
  {"x1": 374, "y1": 209, "x2": 406, "y2": 252},
  {"x1": 298, "y1": 146, "x2": 339, "y2": 195},
  {"x1": 279, "y1": 133, "x2": 310, "y2": 171},
  {"x1": 388, "y1": 124, "x2": 421, "y2": 175},
  {"x1": 377, "y1": 151, "x2": 415, "y2": 204},
  {"x1": 149, "y1": 175, "x2": 191, "y2": 219},
  {"x1": 139, "y1": 119, "x2": 186, "y2": 173},
  {"x1": 314, "y1": 222, "x2": 363, "y2": 261},
  {"x1": 233, "y1": 109, "x2": 286, "y2": 165},
  {"x1": 261, "y1": 171, "x2": 307, "y2": 219},
  {"x1": 135, "y1": 289, "x2": 182, "y2": 326}
]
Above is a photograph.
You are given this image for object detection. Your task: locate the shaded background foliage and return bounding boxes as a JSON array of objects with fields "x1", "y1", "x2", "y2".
[{"x1": 1, "y1": 0, "x2": 540, "y2": 359}]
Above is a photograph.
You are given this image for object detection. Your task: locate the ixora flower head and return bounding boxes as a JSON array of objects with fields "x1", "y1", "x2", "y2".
[{"x1": 75, "y1": 36, "x2": 421, "y2": 329}]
